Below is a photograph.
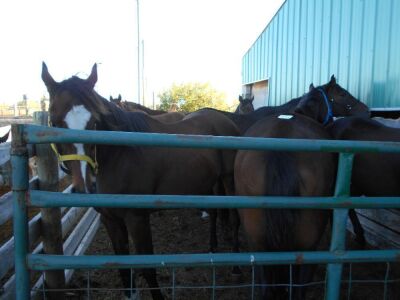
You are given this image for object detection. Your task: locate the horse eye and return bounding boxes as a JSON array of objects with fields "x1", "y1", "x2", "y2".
[{"x1": 347, "y1": 104, "x2": 352, "y2": 110}]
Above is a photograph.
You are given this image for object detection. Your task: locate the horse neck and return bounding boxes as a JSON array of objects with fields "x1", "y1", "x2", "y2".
[
  {"x1": 278, "y1": 97, "x2": 301, "y2": 113},
  {"x1": 251, "y1": 97, "x2": 301, "y2": 118}
]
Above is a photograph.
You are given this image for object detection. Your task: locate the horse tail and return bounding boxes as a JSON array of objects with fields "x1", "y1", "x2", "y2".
[
  {"x1": 258, "y1": 151, "x2": 302, "y2": 296},
  {"x1": 263, "y1": 151, "x2": 300, "y2": 250}
]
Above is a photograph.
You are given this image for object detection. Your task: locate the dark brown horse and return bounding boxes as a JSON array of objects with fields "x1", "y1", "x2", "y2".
[
  {"x1": 329, "y1": 116, "x2": 400, "y2": 196},
  {"x1": 235, "y1": 85, "x2": 367, "y2": 299},
  {"x1": 110, "y1": 94, "x2": 185, "y2": 123},
  {"x1": 295, "y1": 87, "x2": 370, "y2": 247},
  {"x1": 42, "y1": 63, "x2": 240, "y2": 300},
  {"x1": 204, "y1": 75, "x2": 370, "y2": 134},
  {"x1": 328, "y1": 117, "x2": 400, "y2": 298},
  {"x1": 235, "y1": 95, "x2": 254, "y2": 114}
]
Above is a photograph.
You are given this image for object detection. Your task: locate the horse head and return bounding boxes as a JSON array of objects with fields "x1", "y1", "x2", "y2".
[
  {"x1": 42, "y1": 62, "x2": 108, "y2": 194},
  {"x1": 109, "y1": 94, "x2": 122, "y2": 105},
  {"x1": 295, "y1": 75, "x2": 370, "y2": 125},
  {"x1": 236, "y1": 95, "x2": 255, "y2": 114},
  {"x1": 322, "y1": 75, "x2": 370, "y2": 117}
]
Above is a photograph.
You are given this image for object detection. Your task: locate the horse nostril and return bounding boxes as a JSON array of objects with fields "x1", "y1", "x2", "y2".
[{"x1": 71, "y1": 186, "x2": 77, "y2": 193}]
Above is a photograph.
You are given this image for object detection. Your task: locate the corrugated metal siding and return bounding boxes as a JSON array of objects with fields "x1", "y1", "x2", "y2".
[{"x1": 242, "y1": 0, "x2": 400, "y2": 109}]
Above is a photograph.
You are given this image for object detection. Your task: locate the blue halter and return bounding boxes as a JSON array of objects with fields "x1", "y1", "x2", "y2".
[{"x1": 317, "y1": 88, "x2": 333, "y2": 125}]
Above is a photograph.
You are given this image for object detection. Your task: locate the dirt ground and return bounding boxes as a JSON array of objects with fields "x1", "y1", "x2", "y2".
[{"x1": 48, "y1": 208, "x2": 400, "y2": 300}]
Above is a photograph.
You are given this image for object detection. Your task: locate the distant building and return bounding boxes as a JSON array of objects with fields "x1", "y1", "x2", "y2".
[{"x1": 242, "y1": 0, "x2": 400, "y2": 113}]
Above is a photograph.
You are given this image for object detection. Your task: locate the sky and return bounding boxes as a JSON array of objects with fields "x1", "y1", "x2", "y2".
[{"x1": 0, "y1": 0, "x2": 285, "y2": 107}]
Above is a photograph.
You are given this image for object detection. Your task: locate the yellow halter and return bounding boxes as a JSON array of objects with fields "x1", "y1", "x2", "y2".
[
  {"x1": 49, "y1": 121, "x2": 98, "y2": 175},
  {"x1": 50, "y1": 143, "x2": 98, "y2": 175}
]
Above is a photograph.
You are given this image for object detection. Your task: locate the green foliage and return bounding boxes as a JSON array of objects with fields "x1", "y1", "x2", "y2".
[{"x1": 158, "y1": 82, "x2": 229, "y2": 112}]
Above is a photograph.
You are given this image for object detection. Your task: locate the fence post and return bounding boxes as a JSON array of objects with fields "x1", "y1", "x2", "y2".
[
  {"x1": 33, "y1": 111, "x2": 66, "y2": 299},
  {"x1": 11, "y1": 124, "x2": 30, "y2": 300}
]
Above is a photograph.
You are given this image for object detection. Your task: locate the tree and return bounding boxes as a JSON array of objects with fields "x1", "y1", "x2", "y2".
[{"x1": 158, "y1": 82, "x2": 230, "y2": 112}]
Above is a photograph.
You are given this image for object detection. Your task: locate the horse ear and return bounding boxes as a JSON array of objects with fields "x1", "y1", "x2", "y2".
[
  {"x1": 41, "y1": 62, "x2": 57, "y2": 92},
  {"x1": 250, "y1": 95, "x2": 254, "y2": 102},
  {"x1": 86, "y1": 63, "x2": 98, "y2": 89},
  {"x1": 239, "y1": 95, "x2": 243, "y2": 102},
  {"x1": 118, "y1": 94, "x2": 122, "y2": 101},
  {"x1": 109, "y1": 96, "x2": 112, "y2": 101},
  {"x1": 330, "y1": 75, "x2": 336, "y2": 85},
  {"x1": 309, "y1": 83, "x2": 315, "y2": 91}
]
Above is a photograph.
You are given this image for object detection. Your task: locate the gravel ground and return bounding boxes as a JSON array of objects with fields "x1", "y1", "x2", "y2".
[{"x1": 60, "y1": 208, "x2": 400, "y2": 300}]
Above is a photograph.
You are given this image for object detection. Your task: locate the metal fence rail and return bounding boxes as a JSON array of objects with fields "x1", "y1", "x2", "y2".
[{"x1": 12, "y1": 124, "x2": 400, "y2": 300}]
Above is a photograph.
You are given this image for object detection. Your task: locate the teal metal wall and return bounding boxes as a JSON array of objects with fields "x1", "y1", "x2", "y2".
[{"x1": 242, "y1": 0, "x2": 400, "y2": 110}]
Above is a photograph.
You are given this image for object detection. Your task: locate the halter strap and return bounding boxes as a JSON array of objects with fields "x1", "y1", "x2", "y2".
[
  {"x1": 49, "y1": 120, "x2": 98, "y2": 175},
  {"x1": 50, "y1": 143, "x2": 98, "y2": 174},
  {"x1": 317, "y1": 88, "x2": 333, "y2": 125}
]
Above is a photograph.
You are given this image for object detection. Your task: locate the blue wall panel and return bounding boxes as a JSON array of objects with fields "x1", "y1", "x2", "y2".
[{"x1": 242, "y1": 0, "x2": 400, "y2": 109}]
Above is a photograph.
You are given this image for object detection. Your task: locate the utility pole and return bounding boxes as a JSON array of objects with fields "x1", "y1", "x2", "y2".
[
  {"x1": 136, "y1": 0, "x2": 141, "y2": 104},
  {"x1": 142, "y1": 39, "x2": 145, "y2": 106}
]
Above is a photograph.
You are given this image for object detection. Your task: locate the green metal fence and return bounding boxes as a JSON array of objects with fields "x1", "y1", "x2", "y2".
[{"x1": 11, "y1": 124, "x2": 400, "y2": 299}]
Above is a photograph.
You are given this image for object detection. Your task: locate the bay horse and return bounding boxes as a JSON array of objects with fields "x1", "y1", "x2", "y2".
[
  {"x1": 204, "y1": 75, "x2": 370, "y2": 134},
  {"x1": 329, "y1": 116, "x2": 400, "y2": 196},
  {"x1": 235, "y1": 85, "x2": 367, "y2": 299},
  {"x1": 110, "y1": 94, "x2": 185, "y2": 123},
  {"x1": 42, "y1": 63, "x2": 240, "y2": 300},
  {"x1": 235, "y1": 95, "x2": 254, "y2": 114},
  {"x1": 295, "y1": 87, "x2": 370, "y2": 247}
]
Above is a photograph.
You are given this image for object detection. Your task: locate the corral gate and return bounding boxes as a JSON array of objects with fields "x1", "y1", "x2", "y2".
[{"x1": 11, "y1": 124, "x2": 400, "y2": 299}]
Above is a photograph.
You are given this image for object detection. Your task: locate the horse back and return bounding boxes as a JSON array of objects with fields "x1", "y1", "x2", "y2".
[{"x1": 236, "y1": 114, "x2": 335, "y2": 197}]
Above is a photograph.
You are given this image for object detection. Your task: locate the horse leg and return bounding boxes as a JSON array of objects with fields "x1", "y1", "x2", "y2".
[
  {"x1": 126, "y1": 212, "x2": 164, "y2": 300},
  {"x1": 208, "y1": 180, "x2": 228, "y2": 252},
  {"x1": 100, "y1": 214, "x2": 137, "y2": 299},
  {"x1": 221, "y1": 175, "x2": 242, "y2": 276},
  {"x1": 209, "y1": 209, "x2": 218, "y2": 252},
  {"x1": 229, "y1": 209, "x2": 241, "y2": 276},
  {"x1": 348, "y1": 209, "x2": 366, "y2": 247}
]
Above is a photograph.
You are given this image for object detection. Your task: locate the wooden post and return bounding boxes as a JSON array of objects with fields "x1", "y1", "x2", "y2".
[{"x1": 33, "y1": 111, "x2": 66, "y2": 299}]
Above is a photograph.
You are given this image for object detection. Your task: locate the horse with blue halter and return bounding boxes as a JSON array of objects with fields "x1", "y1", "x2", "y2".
[
  {"x1": 42, "y1": 62, "x2": 240, "y2": 300},
  {"x1": 234, "y1": 85, "x2": 368, "y2": 299},
  {"x1": 203, "y1": 76, "x2": 370, "y2": 134}
]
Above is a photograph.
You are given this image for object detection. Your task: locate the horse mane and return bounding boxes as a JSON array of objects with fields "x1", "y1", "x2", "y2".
[{"x1": 58, "y1": 76, "x2": 150, "y2": 133}]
